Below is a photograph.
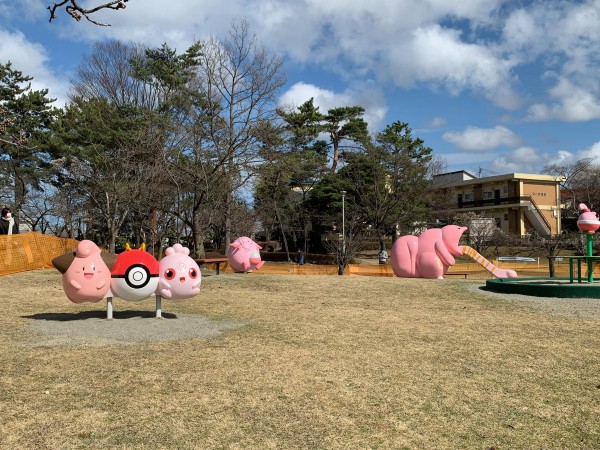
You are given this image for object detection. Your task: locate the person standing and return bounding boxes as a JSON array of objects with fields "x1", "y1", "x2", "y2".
[
  {"x1": 378, "y1": 248, "x2": 388, "y2": 264},
  {"x1": 0, "y1": 207, "x2": 19, "y2": 235}
]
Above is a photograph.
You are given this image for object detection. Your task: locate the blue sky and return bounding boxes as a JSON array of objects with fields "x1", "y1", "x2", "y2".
[{"x1": 1, "y1": 0, "x2": 599, "y2": 177}]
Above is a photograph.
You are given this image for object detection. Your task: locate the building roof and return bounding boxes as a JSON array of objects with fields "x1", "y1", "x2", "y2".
[{"x1": 438, "y1": 172, "x2": 565, "y2": 188}]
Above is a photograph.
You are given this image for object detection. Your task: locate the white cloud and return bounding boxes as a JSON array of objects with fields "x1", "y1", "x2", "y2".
[
  {"x1": 51, "y1": 0, "x2": 520, "y2": 109},
  {"x1": 0, "y1": 28, "x2": 69, "y2": 105},
  {"x1": 387, "y1": 25, "x2": 520, "y2": 109},
  {"x1": 443, "y1": 126, "x2": 521, "y2": 151},
  {"x1": 429, "y1": 117, "x2": 447, "y2": 128},
  {"x1": 576, "y1": 141, "x2": 600, "y2": 161},
  {"x1": 491, "y1": 146, "x2": 542, "y2": 173},
  {"x1": 0, "y1": 0, "x2": 46, "y2": 22},
  {"x1": 7, "y1": 0, "x2": 600, "y2": 126},
  {"x1": 278, "y1": 81, "x2": 388, "y2": 132},
  {"x1": 526, "y1": 77, "x2": 600, "y2": 122}
]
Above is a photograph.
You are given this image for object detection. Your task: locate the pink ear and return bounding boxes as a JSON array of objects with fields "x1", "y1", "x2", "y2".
[
  {"x1": 257, "y1": 244, "x2": 263, "y2": 250},
  {"x1": 230, "y1": 242, "x2": 241, "y2": 249}
]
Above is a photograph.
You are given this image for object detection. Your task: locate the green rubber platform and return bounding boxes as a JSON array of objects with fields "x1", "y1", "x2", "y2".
[{"x1": 486, "y1": 277, "x2": 600, "y2": 298}]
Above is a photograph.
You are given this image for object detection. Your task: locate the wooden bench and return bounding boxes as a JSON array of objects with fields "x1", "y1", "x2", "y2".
[
  {"x1": 195, "y1": 257, "x2": 228, "y2": 275},
  {"x1": 445, "y1": 272, "x2": 469, "y2": 279}
]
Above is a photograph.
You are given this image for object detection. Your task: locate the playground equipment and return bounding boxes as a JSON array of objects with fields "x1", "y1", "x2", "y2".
[
  {"x1": 390, "y1": 225, "x2": 517, "y2": 279},
  {"x1": 487, "y1": 203, "x2": 600, "y2": 298},
  {"x1": 53, "y1": 241, "x2": 201, "y2": 319},
  {"x1": 575, "y1": 203, "x2": 600, "y2": 283},
  {"x1": 227, "y1": 236, "x2": 264, "y2": 273}
]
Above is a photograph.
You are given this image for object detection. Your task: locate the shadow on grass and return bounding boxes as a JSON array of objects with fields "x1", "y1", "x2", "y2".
[{"x1": 21, "y1": 310, "x2": 178, "y2": 321}]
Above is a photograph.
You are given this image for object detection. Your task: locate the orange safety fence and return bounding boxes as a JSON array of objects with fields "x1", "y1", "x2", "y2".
[{"x1": 0, "y1": 232, "x2": 79, "y2": 276}]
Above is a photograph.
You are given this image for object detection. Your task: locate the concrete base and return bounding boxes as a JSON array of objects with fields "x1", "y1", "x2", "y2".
[{"x1": 486, "y1": 277, "x2": 600, "y2": 298}]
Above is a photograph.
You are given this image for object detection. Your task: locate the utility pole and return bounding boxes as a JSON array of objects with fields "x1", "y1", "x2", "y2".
[{"x1": 340, "y1": 190, "x2": 346, "y2": 275}]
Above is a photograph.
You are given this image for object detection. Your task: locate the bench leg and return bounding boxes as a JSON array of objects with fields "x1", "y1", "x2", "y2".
[{"x1": 216, "y1": 263, "x2": 220, "y2": 275}]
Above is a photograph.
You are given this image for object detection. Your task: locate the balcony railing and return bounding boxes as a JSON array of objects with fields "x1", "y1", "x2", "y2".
[
  {"x1": 458, "y1": 195, "x2": 529, "y2": 208},
  {"x1": 457, "y1": 195, "x2": 553, "y2": 234}
]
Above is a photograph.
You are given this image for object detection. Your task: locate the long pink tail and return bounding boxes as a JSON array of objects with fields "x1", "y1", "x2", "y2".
[{"x1": 460, "y1": 246, "x2": 517, "y2": 278}]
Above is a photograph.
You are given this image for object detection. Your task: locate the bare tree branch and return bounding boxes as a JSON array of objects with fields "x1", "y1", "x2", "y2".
[{"x1": 48, "y1": 0, "x2": 129, "y2": 26}]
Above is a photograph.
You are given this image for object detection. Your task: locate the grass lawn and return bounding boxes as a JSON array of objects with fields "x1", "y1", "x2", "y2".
[{"x1": 0, "y1": 270, "x2": 599, "y2": 449}]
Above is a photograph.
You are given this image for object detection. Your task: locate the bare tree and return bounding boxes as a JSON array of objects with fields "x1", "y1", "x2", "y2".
[
  {"x1": 195, "y1": 20, "x2": 286, "y2": 248},
  {"x1": 543, "y1": 157, "x2": 595, "y2": 214},
  {"x1": 322, "y1": 219, "x2": 369, "y2": 276},
  {"x1": 48, "y1": 0, "x2": 129, "y2": 26}
]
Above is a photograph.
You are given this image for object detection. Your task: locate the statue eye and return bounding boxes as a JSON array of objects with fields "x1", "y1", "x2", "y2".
[
  {"x1": 189, "y1": 268, "x2": 198, "y2": 279},
  {"x1": 164, "y1": 269, "x2": 175, "y2": 280},
  {"x1": 91, "y1": 264, "x2": 96, "y2": 271}
]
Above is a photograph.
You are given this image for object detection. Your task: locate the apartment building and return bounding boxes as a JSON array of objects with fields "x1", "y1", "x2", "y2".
[{"x1": 433, "y1": 171, "x2": 563, "y2": 236}]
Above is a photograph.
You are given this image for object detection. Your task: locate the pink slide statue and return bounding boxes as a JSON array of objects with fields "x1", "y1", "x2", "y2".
[
  {"x1": 157, "y1": 243, "x2": 201, "y2": 299},
  {"x1": 227, "y1": 236, "x2": 264, "y2": 273},
  {"x1": 391, "y1": 225, "x2": 517, "y2": 279},
  {"x1": 60, "y1": 240, "x2": 112, "y2": 303}
]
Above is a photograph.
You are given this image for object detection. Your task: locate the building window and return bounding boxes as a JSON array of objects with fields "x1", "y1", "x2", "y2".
[
  {"x1": 503, "y1": 186, "x2": 508, "y2": 194},
  {"x1": 483, "y1": 191, "x2": 494, "y2": 200},
  {"x1": 463, "y1": 192, "x2": 474, "y2": 201},
  {"x1": 504, "y1": 214, "x2": 509, "y2": 221}
]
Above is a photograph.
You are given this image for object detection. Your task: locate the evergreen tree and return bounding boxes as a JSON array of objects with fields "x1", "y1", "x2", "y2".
[{"x1": 0, "y1": 62, "x2": 59, "y2": 224}]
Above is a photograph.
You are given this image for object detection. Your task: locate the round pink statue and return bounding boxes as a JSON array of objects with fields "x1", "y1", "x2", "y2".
[
  {"x1": 62, "y1": 240, "x2": 111, "y2": 303},
  {"x1": 227, "y1": 236, "x2": 264, "y2": 273},
  {"x1": 157, "y1": 244, "x2": 201, "y2": 299},
  {"x1": 577, "y1": 203, "x2": 600, "y2": 234}
]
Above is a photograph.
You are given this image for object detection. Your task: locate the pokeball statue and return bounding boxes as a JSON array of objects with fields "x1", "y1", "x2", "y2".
[
  {"x1": 110, "y1": 243, "x2": 160, "y2": 301},
  {"x1": 227, "y1": 236, "x2": 264, "y2": 273},
  {"x1": 577, "y1": 203, "x2": 600, "y2": 234}
]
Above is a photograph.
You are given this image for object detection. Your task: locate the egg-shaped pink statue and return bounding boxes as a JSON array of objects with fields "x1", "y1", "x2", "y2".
[
  {"x1": 62, "y1": 240, "x2": 111, "y2": 303},
  {"x1": 157, "y1": 244, "x2": 201, "y2": 299},
  {"x1": 577, "y1": 203, "x2": 600, "y2": 234},
  {"x1": 227, "y1": 236, "x2": 264, "y2": 273}
]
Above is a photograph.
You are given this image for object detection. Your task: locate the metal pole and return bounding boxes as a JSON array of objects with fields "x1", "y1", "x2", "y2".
[
  {"x1": 107, "y1": 297, "x2": 113, "y2": 320},
  {"x1": 338, "y1": 190, "x2": 346, "y2": 276},
  {"x1": 341, "y1": 191, "x2": 346, "y2": 256},
  {"x1": 587, "y1": 233, "x2": 594, "y2": 283},
  {"x1": 156, "y1": 295, "x2": 162, "y2": 319}
]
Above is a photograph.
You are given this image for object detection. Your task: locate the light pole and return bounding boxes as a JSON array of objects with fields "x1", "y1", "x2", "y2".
[{"x1": 341, "y1": 190, "x2": 346, "y2": 260}]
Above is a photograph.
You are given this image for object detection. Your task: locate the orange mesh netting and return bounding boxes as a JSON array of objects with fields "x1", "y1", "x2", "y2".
[{"x1": 0, "y1": 232, "x2": 79, "y2": 276}]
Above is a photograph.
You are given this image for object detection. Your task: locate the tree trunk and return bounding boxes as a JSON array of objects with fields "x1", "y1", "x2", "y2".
[
  {"x1": 192, "y1": 209, "x2": 206, "y2": 259},
  {"x1": 275, "y1": 207, "x2": 290, "y2": 261},
  {"x1": 13, "y1": 169, "x2": 26, "y2": 224}
]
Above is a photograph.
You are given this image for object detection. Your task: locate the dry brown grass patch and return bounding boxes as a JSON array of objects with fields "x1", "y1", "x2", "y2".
[{"x1": 0, "y1": 270, "x2": 598, "y2": 448}]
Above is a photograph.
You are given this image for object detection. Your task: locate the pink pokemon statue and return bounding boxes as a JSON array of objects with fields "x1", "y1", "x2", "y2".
[
  {"x1": 227, "y1": 236, "x2": 264, "y2": 273},
  {"x1": 391, "y1": 225, "x2": 517, "y2": 279},
  {"x1": 60, "y1": 240, "x2": 111, "y2": 303},
  {"x1": 110, "y1": 243, "x2": 160, "y2": 301},
  {"x1": 577, "y1": 203, "x2": 600, "y2": 234},
  {"x1": 157, "y1": 244, "x2": 201, "y2": 299}
]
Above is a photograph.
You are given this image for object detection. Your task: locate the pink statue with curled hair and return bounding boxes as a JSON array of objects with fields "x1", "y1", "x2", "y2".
[
  {"x1": 62, "y1": 240, "x2": 112, "y2": 303},
  {"x1": 157, "y1": 243, "x2": 201, "y2": 299}
]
